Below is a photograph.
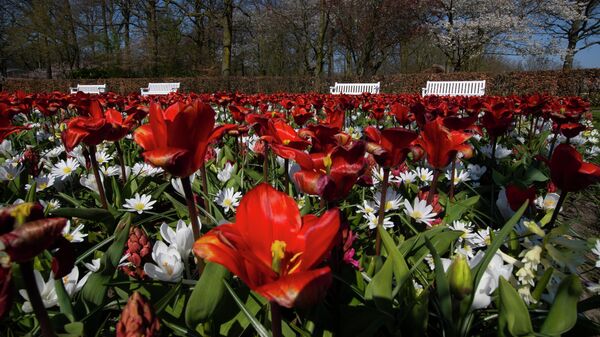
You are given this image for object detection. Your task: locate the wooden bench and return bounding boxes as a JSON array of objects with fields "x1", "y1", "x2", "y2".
[
  {"x1": 69, "y1": 84, "x2": 107, "y2": 94},
  {"x1": 140, "y1": 82, "x2": 180, "y2": 96},
  {"x1": 330, "y1": 82, "x2": 381, "y2": 95},
  {"x1": 421, "y1": 80, "x2": 485, "y2": 96}
]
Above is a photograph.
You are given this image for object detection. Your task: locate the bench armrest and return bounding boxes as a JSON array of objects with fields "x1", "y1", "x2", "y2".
[{"x1": 421, "y1": 88, "x2": 427, "y2": 96}]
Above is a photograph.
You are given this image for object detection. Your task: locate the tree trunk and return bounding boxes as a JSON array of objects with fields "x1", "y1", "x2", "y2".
[
  {"x1": 221, "y1": 0, "x2": 233, "y2": 77},
  {"x1": 314, "y1": 0, "x2": 330, "y2": 77},
  {"x1": 44, "y1": 37, "x2": 53, "y2": 79},
  {"x1": 121, "y1": 0, "x2": 131, "y2": 72},
  {"x1": 146, "y1": 0, "x2": 160, "y2": 75},
  {"x1": 562, "y1": 28, "x2": 580, "y2": 70},
  {"x1": 62, "y1": 0, "x2": 80, "y2": 70},
  {"x1": 101, "y1": 0, "x2": 111, "y2": 56}
]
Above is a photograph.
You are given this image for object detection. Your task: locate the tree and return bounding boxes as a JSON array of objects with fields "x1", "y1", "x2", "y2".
[
  {"x1": 540, "y1": 0, "x2": 600, "y2": 70},
  {"x1": 427, "y1": 0, "x2": 534, "y2": 71}
]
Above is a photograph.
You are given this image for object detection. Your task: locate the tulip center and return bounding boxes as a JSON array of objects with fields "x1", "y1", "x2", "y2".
[
  {"x1": 10, "y1": 203, "x2": 34, "y2": 225},
  {"x1": 270, "y1": 240, "x2": 303, "y2": 275},
  {"x1": 282, "y1": 139, "x2": 290, "y2": 145}
]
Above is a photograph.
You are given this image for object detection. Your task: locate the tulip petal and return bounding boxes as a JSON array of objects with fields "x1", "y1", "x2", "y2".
[
  {"x1": 300, "y1": 209, "x2": 340, "y2": 269},
  {"x1": 142, "y1": 147, "x2": 188, "y2": 169},
  {"x1": 254, "y1": 267, "x2": 332, "y2": 308},
  {"x1": 133, "y1": 125, "x2": 156, "y2": 151}
]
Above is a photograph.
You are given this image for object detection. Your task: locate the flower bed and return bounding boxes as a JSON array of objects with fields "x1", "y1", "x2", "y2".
[{"x1": 1, "y1": 91, "x2": 599, "y2": 336}]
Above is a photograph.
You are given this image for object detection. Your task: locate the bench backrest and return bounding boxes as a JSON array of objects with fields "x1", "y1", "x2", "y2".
[
  {"x1": 71, "y1": 84, "x2": 106, "y2": 94},
  {"x1": 143, "y1": 82, "x2": 180, "y2": 95},
  {"x1": 423, "y1": 80, "x2": 485, "y2": 96},
  {"x1": 330, "y1": 82, "x2": 380, "y2": 95}
]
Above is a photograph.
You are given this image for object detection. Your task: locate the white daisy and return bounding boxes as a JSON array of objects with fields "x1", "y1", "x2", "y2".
[
  {"x1": 371, "y1": 167, "x2": 391, "y2": 185},
  {"x1": 171, "y1": 174, "x2": 196, "y2": 197},
  {"x1": 357, "y1": 200, "x2": 377, "y2": 216},
  {"x1": 40, "y1": 199, "x2": 61, "y2": 211},
  {"x1": 68, "y1": 146, "x2": 87, "y2": 167},
  {"x1": 445, "y1": 169, "x2": 470, "y2": 185},
  {"x1": 25, "y1": 175, "x2": 55, "y2": 192},
  {"x1": 100, "y1": 165, "x2": 121, "y2": 177},
  {"x1": 214, "y1": 187, "x2": 242, "y2": 213},
  {"x1": 414, "y1": 167, "x2": 433, "y2": 183},
  {"x1": 51, "y1": 158, "x2": 80, "y2": 180},
  {"x1": 374, "y1": 188, "x2": 403, "y2": 212},
  {"x1": 534, "y1": 193, "x2": 560, "y2": 211},
  {"x1": 95, "y1": 149, "x2": 112, "y2": 165},
  {"x1": 123, "y1": 193, "x2": 156, "y2": 214},
  {"x1": 131, "y1": 162, "x2": 163, "y2": 177},
  {"x1": 449, "y1": 220, "x2": 475, "y2": 244},
  {"x1": 62, "y1": 220, "x2": 88, "y2": 243},
  {"x1": 398, "y1": 170, "x2": 417, "y2": 184},
  {"x1": 0, "y1": 163, "x2": 24, "y2": 181},
  {"x1": 366, "y1": 213, "x2": 394, "y2": 229},
  {"x1": 403, "y1": 197, "x2": 438, "y2": 227},
  {"x1": 80, "y1": 173, "x2": 101, "y2": 194}
]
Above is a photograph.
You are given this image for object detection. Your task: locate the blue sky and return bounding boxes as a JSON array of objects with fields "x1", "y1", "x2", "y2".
[{"x1": 576, "y1": 45, "x2": 600, "y2": 68}]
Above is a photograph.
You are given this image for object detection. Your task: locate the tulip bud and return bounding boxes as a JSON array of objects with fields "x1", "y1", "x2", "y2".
[
  {"x1": 447, "y1": 254, "x2": 473, "y2": 300},
  {"x1": 116, "y1": 292, "x2": 160, "y2": 337}
]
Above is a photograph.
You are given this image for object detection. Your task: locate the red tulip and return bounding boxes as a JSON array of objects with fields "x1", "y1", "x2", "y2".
[
  {"x1": 0, "y1": 114, "x2": 27, "y2": 142},
  {"x1": 559, "y1": 122, "x2": 586, "y2": 139},
  {"x1": 133, "y1": 100, "x2": 219, "y2": 177},
  {"x1": 364, "y1": 126, "x2": 417, "y2": 168},
  {"x1": 505, "y1": 184, "x2": 536, "y2": 211},
  {"x1": 416, "y1": 118, "x2": 472, "y2": 169},
  {"x1": 550, "y1": 144, "x2": 600, "y2": 193},
  {"x1": 193, "y1": 184, "x2": 340, "y2": 308},
  {"x1": 481, "y1": 98, "x2": 514, "y2": 139}
]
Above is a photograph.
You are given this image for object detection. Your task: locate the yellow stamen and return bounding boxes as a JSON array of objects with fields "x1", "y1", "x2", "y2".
[
  {"x1": 10, "y1": 203, "x2": 34, "y2": 225},
  {"x1": 271, "y1": 240, "x2": 287, "y2": 274}
]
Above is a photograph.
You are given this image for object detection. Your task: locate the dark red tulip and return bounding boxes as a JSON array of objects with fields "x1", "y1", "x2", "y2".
[
  {"x1": 416, "y1": 118, "x2": 472, "y2": 169},
  {"x1": 364, "y1": 126, "x2": 417, "y2": 168},
  {"x1": 550, "y1": 144, "x2": 600, "y2": 193}
]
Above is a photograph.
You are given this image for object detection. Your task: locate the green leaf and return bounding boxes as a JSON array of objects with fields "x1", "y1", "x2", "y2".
[
  {"x1": 55, "y1": 279, "x2": 75, "y2": 322},
  {"x1": 50, "y1": 208, "x2": 116, "y2": 229},
  {"x1": 223, "y1": 279, "x2": 271, "y2": 337},
  {"x1": 25, "y1": 181, "x2": 36, "y2": 202},
  {"x1": 64, "y1": 322, "x2": 84, "y2": 336},
  {"x1": 365, "y1": 257, "x2": 393, "y2": 314},
  {"x1": 185, "y1": 262, "x2": 230, "y2": 327},
  {"x1": 81, "y1": 213, "x2": 132, "y2": 305},
  {"x1": 498, "y1": 277, "x2": 533, "y2": 336},
  {"x1": 424, "y1": 238, "x2": 454, "y2": 336},
  {"x1": 155, "y1": 282, "x2": 182, "y2": 314},
  {"x1": 443, "y1": 195, "x2": 480, "y2": 224},
  {"x1": 540, "y1": 275, "x2": 583, "y2": 336},
  {"x1": 378, "y1": 226, "x2": 411, "y2": 289}
]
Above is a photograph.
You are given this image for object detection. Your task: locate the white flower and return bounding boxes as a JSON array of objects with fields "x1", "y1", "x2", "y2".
[
  {"x1": 143, "y1": 241, "x2": 184, "y2": 282},
  {"x1": 95, "y1": 149, "x2": 112, "y2": 165},
  {"x1": 80, "y1": 173, "x2": 101, "y2": 194},
  {"x1": 62, "y1": 220, "x2": 88, "y2": 243},
  {"x1": 217, "y1": 162, "x2": 235, "y2": 182},
  {"x1": 398, "y1": 170, "x2": 417, "y2": 184},
  {"x1": 403, "y1": 197, "x2": 438, "y2": 226},
  {"x1": 214, "y1": 187, "x2": 242, "y2": 213},
  {"x1": 44, "y1": 145, "x2": 65, "y2": 159},
  {"x1": 374, "y1": 188, "x2": 403, "y2": 212},
  {"x1": 40, "y1": 199, "x2": 61, "y2": 211},
  {"x1": 131, "y1": 162, "x2": 162, "y2": 177},
  {"x1": 51, "y1": 158, "x2": 80, "y2": 180},
  {"x1": 445, "y1": 169, "x2": 470, "y2": 185},
  {"x1": 481, "y1": 144, "x2": 512, "y2": 159},
  {"x1": 534, "y1": 193, "x2": 560, "y2": 211},
  {"x1": 123, "y1": 193, "x2": 156, "y2": 214},
  {"x1": 371, "y1": 167, "x2": 391, "y2": 185},
  {"x1": 68, "y1": 146, "x2": 87, "y2": 167},
  {"x1": 496, "y1": 187, "x2": 515, "y2": 220},
  {"x1": 19, "y1": 270, "x2": 57, "y2": 313},
  {"x1": 466, "y1": 164, "x2": 487, "y2": 181},
  {"x1": 100, "y1": 165, "x2": 121, "y2": 177},
  {"x1": 26, "y1": 175, "x2": 55, "y2": 192},
  {"x1": 469, "y1": 227, "x2": 493, "y2": 248},
  {"x1": 0, "y1": 164, "x2": 24, "y2": 181},
  {"x1": 414, "y1": 167, "x2": 433, "y2": 183},
  {"x1": 449, "y1": 220, "x2": 475, "y2": 244},
  {"x1": 357, "y1": 200, "x2": 377, "y2": 216},
  {"x1": 0, "y1": 139, "x2": 14, "y2": 157},
  {"x1": 83, "y1": 258, "x2": 101, "y2": 273},
  {"x1": 591, "y1": 240, "x2": 600, "y2": 268},
  {"x1": 170, "y1": 174, "x2": 196, "y2": 197},
  {"x1": 160, "y1": 220, "x2": 194, "y2": 259},
  {"x1": 366, "y1": 213, "x2": 394, "y2": 229}
]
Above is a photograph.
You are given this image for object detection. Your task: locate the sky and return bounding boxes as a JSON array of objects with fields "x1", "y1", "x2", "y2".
[{"x1": 576, "y1": 44, "x2": 600, "y2": 68}]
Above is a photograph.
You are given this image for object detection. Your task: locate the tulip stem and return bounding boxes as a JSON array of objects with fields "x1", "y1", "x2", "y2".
[
  {"x1": 181, "y1": 175, "x2": 201, "y2": 241},
  {"x1": 87, "y1": 145, "x2": 109, "y2": 209},
  {"x1": 21, "y1": 261, "x2": 56, "y2": 337},
  {"x1": 270, "y1": 301, "x2": 283, "y2": 337},
  {"x1": 547, "y1": 131, "x2": 559, "y2": 159},
  {"x1": 547, "y1": 191, "x2": 567, "y2": 229},
  {"x1": 115, "y1": 141, "x2": 127, "y2": 181},
  {"x1": 427, "y1": 169, "x2": 440, "y2": 205},
  {"x1": 375, "y1": 168, "x2": 389, "y2": 256},
  {"x1": 263, "y1": 142, "x2": 269, "y2": 183},
  {"x1": 200, "y1": 166, "x2": 211, "y2": 217},
  {"x1": 449, "y1": 159, "x2": 456, "y2": 201}
]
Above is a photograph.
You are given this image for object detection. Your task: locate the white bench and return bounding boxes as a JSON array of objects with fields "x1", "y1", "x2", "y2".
[
  {"x1": 140, "y1": 82, "x2": 180, "y2": 96},
  {"x1": 330, "y1": 82, "x2": 380, "y2": 95},
  {"x1": 421, "y1": 80, "x2": 485, "y2": 96},
  {"x1": 69, "y1": 84, "x2": 106, "y2": 94}
]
